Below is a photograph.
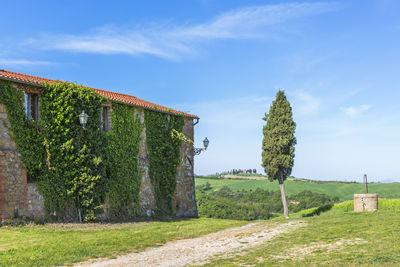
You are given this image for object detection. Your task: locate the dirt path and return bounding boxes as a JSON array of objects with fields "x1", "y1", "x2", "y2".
[{"x1": 78, "y1": 220, "x2": 304, "y2": 267}]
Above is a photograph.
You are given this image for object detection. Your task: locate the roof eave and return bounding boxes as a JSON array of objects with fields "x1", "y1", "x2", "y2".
[
  {"x1": 109, "y1": 98, "x2": 199, "y2": 119},
  {"x1": 0, "y1": 76, "x2": 45, "y2": 88},
  {"x1": 0, "y1": 76, "x2": 199, "y2": 119}
]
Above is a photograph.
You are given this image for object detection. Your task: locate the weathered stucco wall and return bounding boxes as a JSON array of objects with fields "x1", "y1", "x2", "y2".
[{"x1": 0, "y1": 103, "x2": 28, "y2": 221}]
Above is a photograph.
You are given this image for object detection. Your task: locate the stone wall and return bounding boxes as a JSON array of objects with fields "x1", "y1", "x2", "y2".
[
  {"x1": 173, "y1": 117, "x2": 197, "y2": 217},
  {"x1": 0, "y1": 101, "x2": 197, "y2": 220},
  {"x1": 0, "y1": 103, "x2": 28, "y2": 221},
  {"x1": 136, "y1": 108, "x2": 156, "y2": 216},
  {"x1": 136, "y1": 109, "x2": 197, "y2": 217},
  {"x1": 27, "y1": 183, "x2": 45, "y2": 218}
]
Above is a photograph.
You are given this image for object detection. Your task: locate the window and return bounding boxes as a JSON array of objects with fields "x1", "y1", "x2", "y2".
[
  {"x1": 101, "y1": 106, "x2": 110, "y2": 132},
  {"x1": 25, "y1": 93, "x2": 39, "y2": 121}
]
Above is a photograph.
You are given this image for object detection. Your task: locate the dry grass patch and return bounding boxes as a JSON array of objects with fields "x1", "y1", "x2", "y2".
[
  {"x1": 273, "y1": 238, "x2": 367, "y2": 261},
  {"x1": 203, "y1": 210, "x2": 400, "y2": 266}
]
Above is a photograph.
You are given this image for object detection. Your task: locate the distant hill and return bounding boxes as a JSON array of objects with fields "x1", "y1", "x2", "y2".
[
  {"x1": 380, "y1": 179, "x2": 398, "y2": 183},
  {"x1": 195, "y1": 174, "x2": 400, "y2": 200}
]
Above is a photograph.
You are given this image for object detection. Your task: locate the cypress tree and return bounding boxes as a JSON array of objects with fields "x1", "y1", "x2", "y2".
[{"x1": 262, "y1": 90, "x2": 296, "y2": 219}]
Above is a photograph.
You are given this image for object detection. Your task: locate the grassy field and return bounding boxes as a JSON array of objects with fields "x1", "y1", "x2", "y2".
[
  {"x1": 195, "y1": 177, "x2": 400, "y2": 200},
  {"x1": 201, "y1": 209, "x2": 400, "y2": 266},
  {"x1": 288, "y1": 198, "x2": 400, "y2": 218},
  {"x1": 0, "y1": 218, "x2": 247, "y2": 266}
]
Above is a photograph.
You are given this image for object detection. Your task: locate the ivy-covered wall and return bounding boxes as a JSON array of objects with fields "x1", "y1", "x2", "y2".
[
  {"x1": 0, "y1": 80, "x2": 197, "y2": 221},
  {"x1": 103, "y1": 103, "x2": 142, "y2": 219},
  {"x1": 145, "y1": 110, "x2": 184, "y2": 214}
]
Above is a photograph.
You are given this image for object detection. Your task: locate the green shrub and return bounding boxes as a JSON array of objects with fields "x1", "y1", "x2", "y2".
[
  {"x1": 196, "y1": 192, "x2": 273, "y2": 220},
  {"x1": 196, "y1": 187, "x2": 340, "y2": 220}
]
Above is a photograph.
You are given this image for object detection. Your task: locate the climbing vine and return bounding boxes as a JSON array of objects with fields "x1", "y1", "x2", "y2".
[
  {"x1": 145, "y1": 110, "x2": 184, "y2": 214},
  {"x1": 0, "y1": 81, "x2": 45, "y2": 181},
  {"x1": 0, "y1": 80, "x2": 186, "y2": 221},
  {"x1": 39, "y1": 82, "x2": 106, "y2": 222},
  {"x1": 103, "y1": 103, "x2": 142, "y2": 219},
  {"x1": 0, "y1": 81, "x2": 107, "y2": 222}
]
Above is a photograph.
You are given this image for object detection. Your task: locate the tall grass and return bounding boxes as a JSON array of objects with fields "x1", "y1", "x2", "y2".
[
  {"x1": 332, "y1": 198, "x2": 400, "y2": 212},
  {"x1": 289, "y1": 198, "x2": 400, "y2": 218},
  {"x1": 332, "y1": 200, "x2": 353, "y2": 212},
  {"x1": 377, "y1": 198, "x2": 400, "y2": 210}
]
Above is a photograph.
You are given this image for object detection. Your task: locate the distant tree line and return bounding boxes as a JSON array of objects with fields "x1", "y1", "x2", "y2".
[
  {"x1": 216, "y1": 169, "x2": 258, "y2": 175},
  {"x1": 196, "y1": 185, "x2": 339, "y2": 220}
]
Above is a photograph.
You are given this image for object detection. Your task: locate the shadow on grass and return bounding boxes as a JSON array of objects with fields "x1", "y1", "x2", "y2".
[
  {"x1": 0, "y1": 214, "x2": 197, "y2": 228},
  {"x1": 301, "y1": 204, "x2": 333, "y2": 217}
]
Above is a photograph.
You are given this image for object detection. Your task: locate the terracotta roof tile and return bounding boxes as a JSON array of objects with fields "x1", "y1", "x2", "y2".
[{"x1": 0, "y1": 69, "x2": 198, "y2": 118}]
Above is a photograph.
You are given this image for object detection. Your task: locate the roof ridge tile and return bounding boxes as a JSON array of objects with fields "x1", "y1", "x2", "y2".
[{"x1": 0, "y1": 69, "x2": 198, "y2": 118}]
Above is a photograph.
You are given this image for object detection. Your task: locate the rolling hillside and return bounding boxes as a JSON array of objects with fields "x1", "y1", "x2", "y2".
[{"x1": 195, "y1": 176, "x2": 400, "y2": 200}]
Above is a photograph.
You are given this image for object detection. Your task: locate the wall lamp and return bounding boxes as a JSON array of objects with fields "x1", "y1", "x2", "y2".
[
  {"x1": 194, "y1": 137, "x2": 209, "y2": 156},
  {"x1": 79, "y1": 110, "x2": 89, "y2": 129}
]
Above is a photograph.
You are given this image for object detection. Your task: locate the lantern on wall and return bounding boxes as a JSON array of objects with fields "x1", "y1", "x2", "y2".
[
  {"x1": 79, "y1": 110, "x2": 89, "y2": 128},
  {"x1": 194, "y1": 137, "x2": 210, "y2": 156},
  {"x1": 203, "y1": 137, "x2": 209, "y2": 150}
]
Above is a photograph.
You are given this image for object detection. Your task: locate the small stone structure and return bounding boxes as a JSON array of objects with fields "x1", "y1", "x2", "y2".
[
  {"x1": 354, "y1": 194, "x2": 378, "y2": 212},
  {"x1": 0, "y1": 70, "x2": 198, "y2": 221}
]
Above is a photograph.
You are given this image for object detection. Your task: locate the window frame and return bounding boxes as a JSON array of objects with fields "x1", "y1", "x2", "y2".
[
  {"x1": 100, "y1": 105, "x2": 111, "y2": 132},
  {"x1": 25, "y1": 93, "x2": 39, "y2": 121}
]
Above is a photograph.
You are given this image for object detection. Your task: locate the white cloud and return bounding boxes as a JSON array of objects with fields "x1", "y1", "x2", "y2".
[
  {"x1": 173, "y1": 2, "x2": 338, "y2": 40},
  {"x1": 341, "y1": 104, "x2": 372, "y2": 117},
  {"x1": 0, "y1": 59, "x2": 53, "y2": 68},
  {"x1": 291, "y1": 91, "x2": 320, "y2": 115},
  {"x1": 28, "y1": 2, "x2": 338, "y2": 60}
]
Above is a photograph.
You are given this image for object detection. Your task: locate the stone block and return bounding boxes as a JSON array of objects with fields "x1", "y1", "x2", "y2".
[{"x1": 354, "y1": 194, "x2": 378, "y2": 212}]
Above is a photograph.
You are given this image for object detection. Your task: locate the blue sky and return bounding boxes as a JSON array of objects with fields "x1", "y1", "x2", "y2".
[{"x1": 1, "y1": 0, "x2": 400, "y2": 181}]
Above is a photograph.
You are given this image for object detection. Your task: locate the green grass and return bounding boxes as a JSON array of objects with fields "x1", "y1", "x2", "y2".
[
  {"x1": 201, "y1": 210, "x2": 400, "y2": 266},
  {"x1": 332, "y1": 198, "x2": 400, "y2": 212},
  {"x1": 288, "y1": 198, "x2": 400, "y2": 218},
  {"x1": 0, "y1": 218, "x2": 247, "y2": 266},
  {"x1": 196, "y1": 177, "x2": 400, "y2": 200}
]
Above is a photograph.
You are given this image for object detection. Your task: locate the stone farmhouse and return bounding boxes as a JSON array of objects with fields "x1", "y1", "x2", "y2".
[{"x1": 0, "y1": 70, "x2": 199, "y2": 221}]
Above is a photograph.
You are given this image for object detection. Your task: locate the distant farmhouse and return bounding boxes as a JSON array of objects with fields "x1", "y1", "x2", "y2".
[{"x1": 0, "y1": 70, "x2": 198, "y2": 221}]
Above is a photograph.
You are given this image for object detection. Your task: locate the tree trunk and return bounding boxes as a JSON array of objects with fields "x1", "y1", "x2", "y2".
[{"x1": 278, "y1": 178, "x2": 289, "y2": 219}]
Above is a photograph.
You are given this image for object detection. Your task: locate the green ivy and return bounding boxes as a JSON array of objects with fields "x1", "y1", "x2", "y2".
[
  {"x1": 0, "y1": 80, "x2": 186, "y2": 221},
  {"x1": 145, "y1": 110, "x2": 184, "y2": 214},
  {"x1": 0, "y1": 81, "x2": 46, "y2": 181},
  {"x1": 103, "y1": 103, "x2": 142, "y2": 219},
  {"x1": 0, "y1": 81, "x2": 108, "y2": 221},
  {"x1": 39, "y1": 82, "x2": 106, "y2": 221}
]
